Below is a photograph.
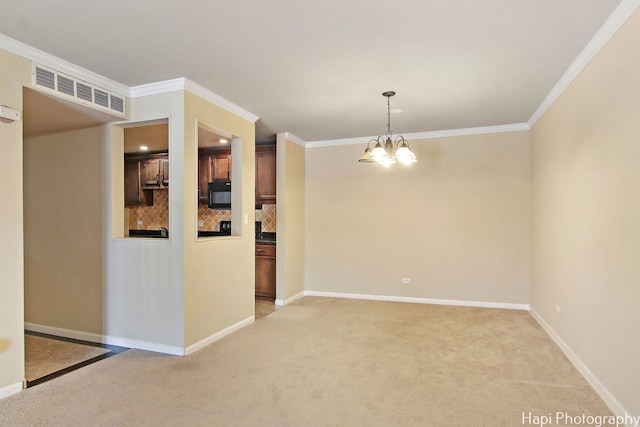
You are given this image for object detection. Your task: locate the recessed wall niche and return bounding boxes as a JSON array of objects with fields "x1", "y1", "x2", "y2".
[{"x1": 123, "y1": 120, "x2": 170, "y2": 239}]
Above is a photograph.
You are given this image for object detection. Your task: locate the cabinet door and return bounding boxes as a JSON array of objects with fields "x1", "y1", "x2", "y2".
[
  {"x1": 124, "y1": 159, "x2": 142, "y2": 206},
  {"x1": 211, "y1": 154, "x2": 230, "y2": 181},
  {"x1": 198, "y1": 154, "x2": 212, "y2": 204},
  {"x1": 255, "y1": 251, "x2": 276, "y2": 299},
  {"x1": 142, "y1": 159, "x2": 161, "y2": 186},
  {"x1": 256, "y1": 147, "x2": 276, "y2": 204},
  {"x1": 160, "y1": 159, "x2": 169, "y2": 185}
]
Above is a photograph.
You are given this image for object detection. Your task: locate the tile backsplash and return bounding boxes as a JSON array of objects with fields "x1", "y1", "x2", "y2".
[
  {"x1": 197, "y1": 203, "x2": 277, "y2": 232},
  {"x1": 255, "y1": 204, "x2": 276, "y2": 232},
  {"x1": 128, "y1": 191, "x2": 277, "y2": 233},
  {"x1": 197, "y1": 206, "x2": 232, "y2": 230},
  {"x1": 128, "y1": 188, "x2": 169, "y2": 230}
]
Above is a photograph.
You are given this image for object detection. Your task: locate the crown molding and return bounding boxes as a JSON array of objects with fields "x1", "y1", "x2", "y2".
[
  {"x1": 528, "y1": 0, "x2": 640, "y2": 127},
  {"x1": 0, "y1": 33, "x2": 130, "y2": 96},
  {"x1": 129, "y1": 78, "x2": 186, "y2": 98},
  {"x1": 130, "y1": 78, "x2": 259, "y2": 124},
  {"x1": 306, "y1": 123, "x2": 530, "y2": 148},
  {"x1": 283, "y1": 132, "x2": 306, "y2": 147}
]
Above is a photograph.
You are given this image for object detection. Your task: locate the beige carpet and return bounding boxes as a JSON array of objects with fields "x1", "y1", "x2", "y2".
[
  {"x1": 2, "y1": 297, "x2": 611, "y2": 426},
  {"x1": 25, "y1": 334, "x2": 111, "y2": 382}
]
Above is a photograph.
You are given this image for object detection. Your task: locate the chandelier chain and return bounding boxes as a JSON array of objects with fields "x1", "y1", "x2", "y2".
[{"x1": 386, "y1": 95, "x2": 392, "y2": 136}]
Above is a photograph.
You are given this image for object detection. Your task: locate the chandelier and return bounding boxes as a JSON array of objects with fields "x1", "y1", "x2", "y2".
[{"x1": 358, "y1": 91, "x2": 417, "y2": 167}]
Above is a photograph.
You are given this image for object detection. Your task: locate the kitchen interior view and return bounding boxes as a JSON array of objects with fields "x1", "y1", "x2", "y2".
[{"x1": 22, "y1": 89, "x2": 279, "y2": 386}]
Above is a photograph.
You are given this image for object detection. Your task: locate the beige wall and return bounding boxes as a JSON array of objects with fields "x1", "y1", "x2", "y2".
[
  {"x1": 183, "y1": 92, "x2": 256, "y2": 347},
  {"x1": 24, "y1": 126, "x2": 108, "y2": 334},
  {"x1": 306, "y1": 131, "x2": 531, "y2": 304},
  {"x1": 531, "y1": 8, "x2": 640, "y2": 417},
  {"x1": 276, "y1": 134, "x2": 306, "y2": 302},
  {"x1": 0, "y1": 48, "x2": 30, "y2": 394}
]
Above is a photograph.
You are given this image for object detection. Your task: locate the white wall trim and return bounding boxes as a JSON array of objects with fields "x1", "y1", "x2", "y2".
[
  {"x1": 0, "y1": 382, "x2": 23, "y2": 400},
  {"x1": 306, "y1": 123, "x2": 530, "y2": 148},
  {"x1": 185, "y1": 315, "x2": 254, "y2": 355},
  {"x1": 24, "y1": 322, "x2": 185, "y2": 356},
  {"x1": 303, "y1": 291, "x2": 529, "y2": 310},
  {"x1": 103, "y1": 336, "x2": 185, "y2": 356},
  {"x1": 0, "y1": 33, "x2": 129, "y2": 96},
  {"x1": 130, "y1": 78, "x2": 259, "y2": 124},
  {"x1": 275, "y1": 291, "x2": 306, "y2": 307},
  {"x1": 528, "y1": 0, "x2": 640, "y2": 127},
  {"x1": 129, "y1": 78, "x2": 186, "y2": 98},
  {"x1": 25, "y1": 322, "x2": 104, "y2": 343},
  {"x1": 529, "y1": 308, "x2": 633, "y2": 420},
  {"x1": 283, "y1": 132, "x2": 306, "y2": 147}
]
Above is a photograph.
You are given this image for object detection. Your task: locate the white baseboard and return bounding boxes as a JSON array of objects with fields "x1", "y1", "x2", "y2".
[
  {"x1": 102, "y1": 336, "x2": 184, "y2": 356},
  {"x1": 275, "y1": 291, "x2": 305, "y2": 307},
  {"x1": 25, "y1": 322, "x2": 104, "y2": 343},
  {"x1": 185, "y1": 315, "x2": 254, "y2": 355},
  {"x1": 530, "y1": 308, "x2": 634, "y2": 422},
  {"x1": 303, "y1": 291, "x2": 530, "y2": 311},
  {"x1": 0, "y1": 381, "x2": 23, "y2": 400},
  {"x1": 24, "y1": 322, "x2": 184, "y2": 356}
]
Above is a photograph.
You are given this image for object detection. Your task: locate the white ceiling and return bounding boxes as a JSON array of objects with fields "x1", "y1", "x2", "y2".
[{"x1": 0, "y1": 0, "x2": 626, "y2": 143}]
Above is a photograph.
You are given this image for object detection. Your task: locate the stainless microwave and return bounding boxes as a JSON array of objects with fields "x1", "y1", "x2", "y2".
[{"x1": 208, "y1": 181, "x2": 231, "y2": 209}]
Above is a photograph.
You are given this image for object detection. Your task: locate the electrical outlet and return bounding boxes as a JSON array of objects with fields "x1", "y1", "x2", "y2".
[
  {"x1": 137, "y1": 220, "x2": 143, "y2": 225},
  {"x1": 555, "y1": 304, "x2": 561, "y2": 313},
  {"x1": 197, "y1": 220, "x2": 204, "y2": 227},
  {"x1": 401, "y1": 278, "x2": 411, "y2": 284}
]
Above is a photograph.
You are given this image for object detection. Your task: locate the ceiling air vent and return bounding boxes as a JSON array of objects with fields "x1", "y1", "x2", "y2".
[
  {"x1": 32, "y1": 64, "x2": 128, "y2": 118},
  {"x1": 35, "y1": 67, "x2": 55, "y2": 90},
  {"x1": 57, "y1": 75, "x2": 75, "y2": 96},
  {"x1": 76, "y1": 82, "x2": 93, "y2": 102}
]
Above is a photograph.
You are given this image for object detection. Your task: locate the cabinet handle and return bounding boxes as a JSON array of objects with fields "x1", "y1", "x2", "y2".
[{"x1": 256, "y1": 248, "x2": 265, "y2": 253}]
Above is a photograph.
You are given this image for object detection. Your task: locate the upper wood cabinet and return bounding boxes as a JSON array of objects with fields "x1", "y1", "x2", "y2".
[
  {"x1": 124, "y1": 159, "x2": 153, "y2": 207},
  {"x1": 198, "y1": 148, "x2": 231, "y2": 204},
  {"x1": 140, "y1": 155, "x2": 169, "y2": 188},
  {"x1": 212, "y1": 154, "x2": 231, "y2": 181},
  {"x1": 256, "y1": 145, "x2": 276, "y2": 205},
  {"x1": 124, "y1": 152, "x2": 168, "y2": 207},
  {"x1": 198, "y1": 153, "x2": 211, "y2": 204}
]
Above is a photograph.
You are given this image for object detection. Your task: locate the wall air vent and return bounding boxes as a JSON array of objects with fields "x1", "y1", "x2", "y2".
[{"x1": 32, "y1": 64, "x2": 128, "y2": 119}]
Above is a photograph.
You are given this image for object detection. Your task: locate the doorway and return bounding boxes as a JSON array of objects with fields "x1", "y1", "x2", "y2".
[{"x1": 22, "y1": 87, "x2": 120, "y2": 384}]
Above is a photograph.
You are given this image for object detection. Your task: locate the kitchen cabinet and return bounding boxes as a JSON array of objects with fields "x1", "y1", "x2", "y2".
[
  {"x1": 161, "y1": 159, "x2": 169, "y2": 185},
  {"x1": 212, "y1": 154, "x2": 231, "y2": 181},
  {"x1": 255, "y1": 243, "x2": 276, "y2": 299},
  {"x1": 256, "y1": 145, "x2": 276, "y2": 205},
  {"x1": 124, "y1": 159, "x2": 153, "y2": 206},
  {"x1": 198, "y1": 154, "x2": 211, "y2": 204},
  {"x1": 124, "y1": 152, "x2": 168, "y2": 207},
  {"x1": 198, "y1": 149, "x2": 231, "y2": 204},
  {"x1": 141, "y1": 155, "x2": 169, "y2": 188}
]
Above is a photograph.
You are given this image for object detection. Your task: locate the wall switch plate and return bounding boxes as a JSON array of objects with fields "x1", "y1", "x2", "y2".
[
  {"x1": 243, "y1": 213, "x2": 249, "y2": 224},
  {"x1": 555, "y1": 304, "x2": 561, "y2": 313},
  {"x1": 401, "y1": 278, "x2": 411, "y2": 284}
]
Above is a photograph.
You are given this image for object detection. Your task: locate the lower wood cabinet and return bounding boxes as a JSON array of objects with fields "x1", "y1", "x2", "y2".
[{"x1": 255, "y1": 243, "x2": 276, "y2": 299}]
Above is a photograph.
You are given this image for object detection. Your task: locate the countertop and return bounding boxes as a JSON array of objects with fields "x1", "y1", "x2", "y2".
[
  {"x1": 129, "y1": 229, "x2": 168, "y2": 238},
  {"x1": 256, "y1": 232, "x2": 276, "y2": 245},
  {"x1": 196, "y1": 230, "x2": 276, "y2": 244}
]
